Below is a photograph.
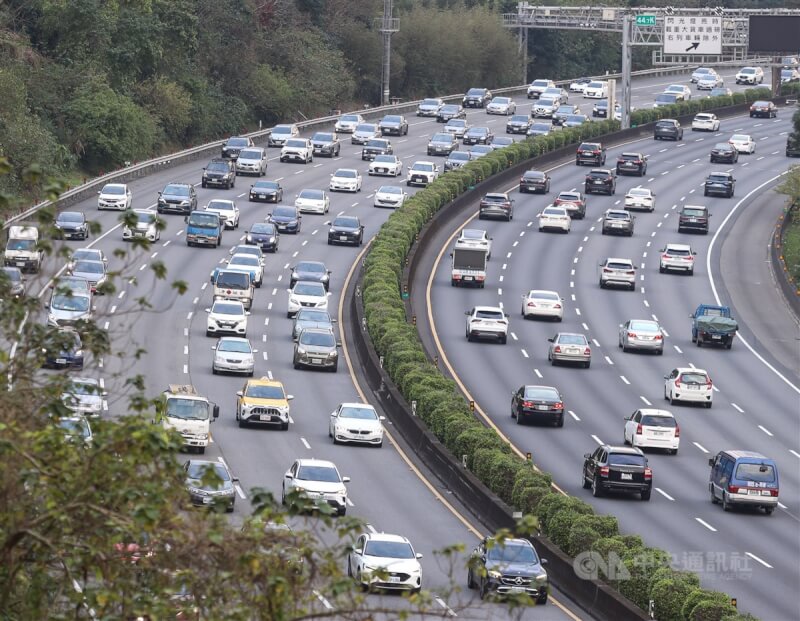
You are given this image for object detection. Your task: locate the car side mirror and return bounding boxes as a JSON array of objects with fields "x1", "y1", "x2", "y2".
[
  {"x1": 584, "y1": 453, "x2": 591, "y2": 459},
  {"x1": 379, "y1": 416, "x2": 386, "y2": 421},
  {"x1": 184, "y1": 216, "x2": 188, "y2": 223},
  {"x1": 252, "y1": 349, "x2": 258, "y2": 354},
  {"x1": 205, "y1": 308, "x2": 211, "y2": 313},
  {"x1": 708, "y1": 458, "x2": 715, "y2": 467},
  {"x1": 663, "y1": 375, "x2": 669, "y2": 380},
  {"x1": 330, "y1": 412, "x2": 336, "y2": 417},
  {"x1": 236, "y1": 391, "x2": 243, "y2": 397},
  {"x1": 541, "y1": 558, "x2": 548, "y2": 565},
  {"x1": 342, "y1": 476, "x2": 351, "y2": 483},
  {"x1": 245, "y1": 311, "x2": 251, "y2": 316},
  {"x1": 285, "y1": 473, "x2": 293, "y2": 479},
  {"x1": 213, "y1": 405, "x2": 220, "y2": 419},
  {"x1": 292, "y1": 337, "x2": 298, "y2": 342},
  {"x1": 464, "y1": 311, "x2": 470, "y2": 315},
  {"x1": 416, "y1": 553, "x2": 424, "y2": 560},
  {"x1": 692, "y1": 252, "x2": 697, "y2": 256},
  {"x1": 547, "y1": 337, "x2": 554, "y2": 343},
  {"x1": 504, "y1": 313, "x2": 509, "y2": 318},
  {"x1": 287, "y1": 395, "x2": 294, "y2": 400}
]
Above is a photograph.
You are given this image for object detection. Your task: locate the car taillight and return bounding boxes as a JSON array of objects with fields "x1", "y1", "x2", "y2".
[
  {"x1": 674, "y1": 425, "x2": 680, "y2": 437},
  {"x1": 554, "y1": 345, "x2": 562, "y2": 353},
  {"x1": 706, "y1": 378, "x2": 713, "y2": 388},
  {"x1": 553, "y1": 303, "x2": 562, "y2": 309},
  {"x1": 662, "y1": 253, "x2": 670, "y2": 259},
  {"x1": 603, "y1": 268, "x2": 612, "y2": 273},
  {"x1": 583, "y1": 347, "x2": 591, "y2": 356},
  {"x1": 686, "y1": 255, "x2": 694, "y2": 261},
  {"x1": 636, "y1": 424, "x2": 643, "y2": 435},
  {"x1": 593, "y1": 150, "x2": 600, "y2": 155},
  {"x1": 644, "y1": 468, "x2": 652, "y2": 480},
  {"x1": 728, "y1": 484, "x2": 739, "y2": 494},
  {"x1": 452, "y1": 274, "x2": 462, "y2": 280},
  {"x1": 554, "y1": 402, "x2": 563, "y2": 410},
  {"x1": 654, "y1": 334, "x2": 662, "y2": 340},
  {"x1": 599, "y1": 466, "x2": 609, "y2": 477},
  {"x1": 626, "y1": 270, "x2": 635, "y2": 275},
  {"x1": 527, "y1": 302, "x2": 536, "y2": 307},
  {"x1": 522, "y1": 400, "x2": 534, "y2": 407},
  {"x1": 674, "y1": 380, "x2": 681, "y2": 388},
  {"x1": 627, "y1": 332, "x2": 636, "y2": 338},
  {"x1": 769, "y1": 489, "x2": 779, "y2": 497}
]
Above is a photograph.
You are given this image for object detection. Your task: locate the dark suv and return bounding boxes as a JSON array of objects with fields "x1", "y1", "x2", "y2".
[
  {"x1": 584, "y1": 169, "x2": 616, "y2": 195},
  {"x1": 654, "y1": 119, "x2": 683, "y2": 141},
  {"x1": 704, "y1": 172, "x2": 735, "y2": 198},
  {"x1": 462, "y1": 88, "x2": 493, "y2": 108},
  {"x1": 582, "y1": 445, "x2": 652, "y2": 500},
  {"x1": 361, "y1": 138, "x2": 393, "y2": 161},
  {"x1": 678, "y1": 205, "x2": 711, "y2": 234},
  {"x1": 576, "y1": 142, "x2": 606, "y2": 166},
  {"x1": 202, "y1": 158, "x2": 236, "y2": 189},
  {"x1": 616, "y1": 152, "x2": 648, "y2": 176},
  {"x1": 221, "y1": 136, "x2": 254, "y2": 159},
  {"x1": 467, "y1": 537, "x2": 549, "y2": 603},
  {"x1": 157, "y1": 182, "x2": 197, "y2": 215}
]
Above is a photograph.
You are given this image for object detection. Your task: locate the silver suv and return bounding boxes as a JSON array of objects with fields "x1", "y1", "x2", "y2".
[
  {"x1": 599, "y1": 258, "x2": 637, "y2": 290},
  {"x1": 601, "y1": 209, "x2": 634, "y2": 236}
]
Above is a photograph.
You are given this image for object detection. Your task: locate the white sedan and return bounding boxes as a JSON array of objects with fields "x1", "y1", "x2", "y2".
[
  {"x1": 287, "y1": 281, "x2": 330, "y2": 317},
  {"x1": 97, "y1": 183, "x2": 132, "y2": 210},
  {"x1": 227, "y1": 253, "x2": 264, "y2": 287},
  {"x1": 624, "y1": 187, "x2": 656, "y2": 212},
  {"x1": 455, "y1": 229, "x2": 492, "y2": 258},
  {"x1": 486, "y1": 97, "x2": 517, "y2": 115},
  {"x1": 212, "y1": 336, "x2": 256, "y2": 376},
  {"x1": 204, "y1": 199, "x2": 239, "y2": 229},
  {"x1": 537, "y1": 206, "x2": 571, "y2": 233},
  {"x1": 624, "y1": 409, "x2": 680, "y2": 454},
  {"x1": 329, "y1": 168, "x2": 362, "y2": 192},
  {"x1": 373, "y1": 185, "x2": 408, "y2": 209},
  {"x1": 521, "y1": 290, "x2": 564, "y2": 321},
  {"x1": 61, "y1": 377, "x2": 106, "y2": 416},
  {"x1": 295, "y1": 188, "x2": 330, "y2": 215},
  {"x1": 329, "y1": 403, "x2": 385, "y2": 446},
  {"x1": 583, "y1": 81, "x2": 608, "y2": 98},
  {"x1": 691, "y1": 113, "x2": 720, "y2": 132},
  {"x1": 729, "y1": 134, "x2": 756, "y2": 154},
  {"x1": 368, "y1": 155, "x2": 403, "y2": 177}
]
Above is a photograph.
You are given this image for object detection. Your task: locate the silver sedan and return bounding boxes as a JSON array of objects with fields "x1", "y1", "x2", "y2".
[
  {"x1": 619, "y1": 319, "x2": 665, "y2": 354},
  {"x1": 547, "y1": 332, "x2": 591, "y2": 368}
]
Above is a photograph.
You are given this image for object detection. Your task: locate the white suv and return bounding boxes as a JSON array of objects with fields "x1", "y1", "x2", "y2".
[
  {"x1": 659, "y1": 243, "x2": 696, "y2": 274},
  {"x1": 204, "y1": 199, "x2": 239, "y2": 229},
  {"x1": 527, "y1": 78, "x2": 555, "y2": 99},
  {"x1": 205, "y1": 300, "x2": 249, "y2": 337},
  {"x1": 664, "y1": 367, "x2": 713, "y2": 408},
  {"x1": 599, "y1": 258, "x2": 636, "y2": 290},
  {"x1": 406, "y1": 161, "x2": 439, "y2": 187},
  {"x1": 465, "y1": 306, "x2": 509, "y2": 344},
  {"x1": 280, "y1": 138, "x2": 313, "y2": 164},
  {"x1": 282, "y1": 458, "x2": 350, "y2": 516},
  {"x1": 735, "y1": 66, "x2": 764, "y2": 85}
]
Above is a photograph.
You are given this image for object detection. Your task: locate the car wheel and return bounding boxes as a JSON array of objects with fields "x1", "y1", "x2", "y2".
[
  {"x1": 584, "y1": 360, "x2": 591, "y2": 368},
  {"x1": 537, "y1": 592, "x2": 548, "y2": 605},
  {"x1": 659, "y1": 265, "x2": 666, "y2": 273},
  {"x1": 722, "y1": 493, "x2": 731, "y2": 512},
  {"x1": 556, "y1": 415, "x2": 564, "y2": 428},
  {"x1": 591, "y1": 477, "x2": 603, "y2": 497},
  {"x1": 641, "y1": 489, "x2": 651, "y2": 501}
]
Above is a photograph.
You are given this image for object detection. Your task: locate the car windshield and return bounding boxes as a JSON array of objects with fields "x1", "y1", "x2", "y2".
[
  {"x1": 641, "y1": 415, "x2": 676, "y2": 427},
  {"x1": 135, "y1": 212, "x2": 155, "y2": 224},
  {"x1": 51, "y1": 294, "x2": 90, "y2": 312},
  {"x1": 656, "y1": 94, "x2": 677, "y2": 103},
  {"x1": 461, "y1": 230, "x2": 485, "y2": 240},
  {"x1": 335, "y1": 170, "x2": 357, "y2": 178},
  {"x1": 297, "y1": 310, "x2": 330, "y2": 323},
  {"x1": 510, "y1": 115, "x2": 529, "y2": 122},
  {"x1": 71, "y1": 250, "x2": 101, "y2": 262},
  {"x1": 66, "y1": 380, "x2": 98, "y2": 396},
  {"x1": 364, "y1": 541, "x2": 414, "y2": 558},
  {"x1": 218, "y1": 339, "x2": 251, "y2": 353},
  {"x1": 227, "y1": 137, "x2": 249, "y2": 146},
  {"x1": 1, "y1": 267, "x2": 21, "y2": 282},
  {"x1": 588, "y1": 82, "x2": 603, "y2": 88},
  {"x1": 212, "y1": 302, "x2": 244, "y2": 316},
  {"x1": 627, "y1": 189, "x2": 650, "y2": 197},
  {"x1": 164, "y1": 184, "x2": 190, "y2": 196},
  {"x1": 58, "y1": 419, "x2": 89, "y2": 438},
  {"x1": 299, "y1": 331, "x2": 335, "y2": 347},
  {"x1": 59, "y1": 213, "x2": 83, "y2": 223},
  {"x1": 441, "y1": 105, "x2": 459, "y2": 113},
  {"x1": 683, "y1": 208, "x2": 706, "y2": 217},
  {"x1": 531, "y1": 123, "x2": 552, "y2": 131},
  {"x1": 313, "y1": 133, "x2": 334, "y2": 141},
  {"x1": 556, "y1": 105, "x2": 573, "y2": 113},
  {"x1": 608, "y1": 453, "x2": 646, "y2": 467},
  {"x1": 208, "y1": 201, "x2": 234, "y2": 213},
  {"x1": 447, "y1": 119, "x2": 466, "y2": 127},
  {"x1": 273, "y1": 126, "x2": 294, "y2": 135},
  {"x1": 468, "y1": 128, "x2": 488, "y2": 135},
  {"x1": 475, "y1": 310, "x2": 504, "y2": 320},
  {"x1": 467, "y1": 88, "x2": 484, "y2": 96},
  {"x1": 340, "y1": 115, "x2": 360, "y2": 122},
  {"x1": 254, "y1": 181, "x2": 279, "y2": 190},
  {"x1": 187, "y1": 462, "x2": 231, "y2": 481},
  {"x1": 487, "y1": 543, "x2": 537, "y2": 563},
  {"x1": 566, "y1": 115, "x2": 586, "y2": 123},
  {"x1": 431, "y1": 134, "x2": 451, "y2": 142},
  {"x1": 413, "y1": 163, "x2": 434, "y2": 172},
  {"x1": 735, "y1": 463, "x2": 776, "y2": 483},
  {"x1": 470, "y1": 146, "x2": 492, "y2": 154},
  {"x1": 187, "y1": 213, "x2": 219, "y2": 228},
  {"x1": 383, "y1": 116, "x2": 401, "y2": 123},
  {"x1": 215, "y1": 272, "x2": 248, "y2": 288},
  {"x1": 245, "y1": 384, "x2": 285, "y2": 399},
  {"x1": 355, "y1": 124, "x2": 376, "y2": 133},
  {"x1": 374, "y1": 155, "x2": 395, "y2": 163},
  {"x1": 73, "y1": 261, "x2": 103, "y2": 274},
  {"x1": 285, "y1": 139, "x2": 307, "y2": 148},
  {"x1": 230, "y1": 255, "x2": 259, "y2": 267},
  {"x1": 538, "y1": 98, "x2": 557, "y2": 106},
  {"x1": 6, "y1": 239, "x2": 35, "y2": 251},
  {"x1": 532, "y1": 80, "x2": 550, "y2": 87},
  {"x1": 379, "y1": 185, "x2": 403, "y2": 194},
  {"x1": 273, "y1": 207, "x2": 297, "y2": 218},
  {"x1": 296, "y1": 465, "x2": 339, "y2": 483},
  {"x1": 206, "y1": 161, "x2": 229, "y2": 172},
  {"x1": 557, "y1": 334, "x2": 587, "y2": 345},
  {"x1": 695, "y1": 68, "x2": 713, "y2": 75},
  {"x1": 710, "y1": 88, "x2": 729, "y2": 96},
  {"x1": 333, "y1": 217, "x2": 359, "y2": 228},
  {"x1": 101, "y1": 185, "x2": 125, "y2": 195},
  {"x1": 296, "y1": 262, "x2": 324, "y2": 273},
  {"x1": 679, "y1": 373, "x2": 708, "y2": 385},
  {"x1": 494, "y1": 97, "x2": 510, "y2": 104},
  {"x1": 524, "y1": 387, "x2": 559, "y2": 400},
  {"x1": 450, "y1": 153, "x2": 470, "y2": 161},
  {"x1": 421, "y1": 99, "x2": 440, "y2": 106},
  {"x1": 339, "y1": 406, "x2": 378, "y2": 420},
  {"x1": 238, "y1": 149, "x2": 261, "y2": 159},
  {"x1": 165, "y1": 398, "x2": 208, "y2": 421},
  {"x1": 630, "y1": 321, "x2": 659, "y2": 332},
  {"x1": 294, "y1": 283, "x2": 325, "y2": 296},
  {"x1": 251, "y1": 223, "x2": 275, "y2": 234}
]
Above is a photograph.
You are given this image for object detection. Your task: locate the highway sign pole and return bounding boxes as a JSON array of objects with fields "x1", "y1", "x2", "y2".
[{"x1": 621, "y1": 14, "x2": 632, "y2": 129}]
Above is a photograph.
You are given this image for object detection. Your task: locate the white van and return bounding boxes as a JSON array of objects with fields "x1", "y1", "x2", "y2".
[{"x1": 4, "y1": 226, "x2": 43, "y2": 273}]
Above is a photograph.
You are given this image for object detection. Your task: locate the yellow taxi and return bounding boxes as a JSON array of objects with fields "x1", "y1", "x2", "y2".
[{"x1": 235, "y1": 377, "x2": 294, "y2": 430}]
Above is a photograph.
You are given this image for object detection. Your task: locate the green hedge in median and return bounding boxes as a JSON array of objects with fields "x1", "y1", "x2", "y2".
[{"x1": 359, "y1": 87, "x2": 772, "y2": 616}]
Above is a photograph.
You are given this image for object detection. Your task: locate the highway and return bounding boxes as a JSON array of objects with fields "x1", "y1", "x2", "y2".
[
  {"x1": 31, "y1": 68, "x2": 782, "y2": 619},
  {"x1": 412, "y1": 87, "x2": 800, "y2": 618}
]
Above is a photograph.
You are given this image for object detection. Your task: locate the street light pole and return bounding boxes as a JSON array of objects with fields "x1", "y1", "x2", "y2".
[
  {"x1": 377, "y1": 0, "x2": 399, "y2": 106},
  {"x1": 621, "y1": 13, "x2": 633, "y2": 129}
]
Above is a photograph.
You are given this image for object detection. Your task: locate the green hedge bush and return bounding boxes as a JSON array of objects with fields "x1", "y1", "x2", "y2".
[
  {"x1": 682, "y1": 590, "x2": 734, "y2": 620},
  {"x1": 359, "y1": 87, "x2": 770, "y2": 616}
]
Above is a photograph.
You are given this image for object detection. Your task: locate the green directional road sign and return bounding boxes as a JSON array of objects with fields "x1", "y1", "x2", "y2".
[{"x1": 636, "y1": 14, "x2": 656, "y2": 26}]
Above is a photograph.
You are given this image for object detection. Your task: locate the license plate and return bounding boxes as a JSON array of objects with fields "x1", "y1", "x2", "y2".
[
  {"x1": 56, "y1": 358, "x2": 67, "y2": 365},
  {"x1": 311, "y1": 358, "x2": 323, "y2": 364},
  {"x1": 202, "y1": 496, "x2": 212, "y2": 504},
  {"x1": 621, "y1": 473, "x2": 633, "y2": 480},
  {"x1": 749, "y1": 489, "x2": 762, "y2": 496},
  {"x1": 567, "y1": 348, "x2": 579, "y2": 354},
  {"x1": 16, "y1": 262, "x2": 24, "y2": 267},
  {"x1": 340, "y1": 235, "x2": 348, "y2": 241},
  {"x1": 463, "y1": 276, "x2": 473, "y2": 281},
  {"x1": 509, "y1": 586, "x2": 525, "y2": 594},
  {"x1": 258, "y1": 194, "x2": 266, "y2": 198},
  {"x1": 537, "y1": 405, "x2": 550, "y2": 410},
  {"x1": 688, "y1": 385, "x2": 699, "y2": 390},
  {"x1": 259, "y1": 415, "x2": 272, "y2": 421},
  {"x1": 712, "y1": 335, "x2": 721, "y2": 340},
  {"x1": 389, "y1": 576, "x2": 402, "y2": 583}
]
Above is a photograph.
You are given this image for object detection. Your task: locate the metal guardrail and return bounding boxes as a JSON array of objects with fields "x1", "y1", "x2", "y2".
[{"x1": 4, "y1": 64, "x2": 697, "y2": 230}]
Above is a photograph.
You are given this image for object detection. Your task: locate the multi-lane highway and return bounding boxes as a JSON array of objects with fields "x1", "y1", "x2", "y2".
[
  {"x1": 31, "y1": 68, "x2": 784, "y2": 619},
  {"x1": 413, "y1": 85, "x2": 799, "y2": 619}
]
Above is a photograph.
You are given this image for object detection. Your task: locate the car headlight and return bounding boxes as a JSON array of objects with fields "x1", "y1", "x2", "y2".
[
  {"x1": 329, "y1": 351, "x2": 337, "y2": 357},
  {"x1": 488, "y1": 570, "x2": 502, "y2": 579},
  {"x1": 268, "y1": 236, "x2": 275, "y2": 242},
  {"x1": 297, "y1": 348, "x2": 307, "y2": 355},
  {"x1": 180, "y1": 200, "x2": 190, "y2": 206},
  {"x1": 536, "y1": 572, "x2": 548, "y2": 581},
  {"x1": 246, "y1": 235, "x2": 253, "y2": 242},
  {"x1": 187, "y1": 486, "x2": 206, "y2": 495},
  {"x1": 329, "y1": 228, "x2": 335, "y2": 234},
  {"x1": 289, "y1": 297, "x2": 298, "y2": 305},
  {"x1": 337, "y1": 487, "x2": 347, "y2": 496},
  {"x1": 74, "y1": 350, "x2": 83, "y2": 357}
]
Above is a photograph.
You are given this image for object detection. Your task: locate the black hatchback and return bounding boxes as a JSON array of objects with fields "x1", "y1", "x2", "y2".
[
  {"x1": 246, "y1": 222, "x2": 279, "y2": 252},
  {"x1": 654, "y1": 119, "x2": 683, "y2": 141},
  {"x1": 511, "y1": 385, "x2": 564, "y2": 427},
  {"x1": 709, "y1": 143, "x2": 738, "y2": 164},
  {"x1": 582, "y1": 445, "x2": 652, "y2": 500}
]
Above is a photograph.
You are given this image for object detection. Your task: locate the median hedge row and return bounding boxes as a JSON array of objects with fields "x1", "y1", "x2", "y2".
[{"x1": 360, "y1": 87, "x2": 772, "y2": 620}]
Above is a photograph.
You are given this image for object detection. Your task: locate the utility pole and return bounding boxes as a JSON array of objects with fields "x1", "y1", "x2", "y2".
[
  {"x1": 519, "y1": 26, "x2": 528, "y2": 85},
  {"x1": 621, "y1": 13, "x2": 632, "y2": 129},
  {"x1": 376, "y1": 0, "x2": 399, "y2": 106}
]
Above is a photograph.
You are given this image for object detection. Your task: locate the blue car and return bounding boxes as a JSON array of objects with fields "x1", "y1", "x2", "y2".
[
  {"x1": 268, "y1": 206, "x2": 302, "y2": 234},
  {"x1": 246, "y1": 222, "x2": 279, "y2": 252},
  {"x1": 43, "y1": 328, "x2": 84, "y2": 369}
]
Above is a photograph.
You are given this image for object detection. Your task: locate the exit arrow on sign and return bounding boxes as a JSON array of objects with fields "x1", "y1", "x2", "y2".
[{"x1": 685, "y1": 42, "x2": 700, "y2": 52}]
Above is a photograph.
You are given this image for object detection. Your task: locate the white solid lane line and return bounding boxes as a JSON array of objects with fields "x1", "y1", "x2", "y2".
[
  {"x1": 695, "y1": 518, "x2": 717, "y2": 532},
  {"x1": 591, "y1": 434, "x2": 603, "y2": 445},
  {"x1": 655, "y1": 487, "x2": 675, "y2": 501},
  {"x1": 745, "y1": 552, "x2": 773, "y2": 569},
  {"x1": 693, "y1": 442, "x2": 709, "y2": 454}
]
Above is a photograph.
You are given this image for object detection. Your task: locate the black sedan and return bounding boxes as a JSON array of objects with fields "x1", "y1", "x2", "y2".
[
  {"x1": 249, "y1": 180, "x2": 283, "y2": 203},
  {"x1": 463, "y1": 127, "x2": 493, "y2": 146},
  {"x1": 290, "y1": 260, "x2": 330, "y2": 290},
  {"x1": 506, "y1": 114, "x2": 532, "y2": 134},
  {"x1": 327, "y1": 216, "x2": 364, "y2": 246},
  {"x1": 749, "y1": 100, "x2": 776, "y2": 118},
  {"x1": 42, "y1": 327, "x2": 84, "y2": 369},
  {"x1": 246, "y1": 222, "x2": 279, "y2": 252},
  {"x1": 436, "y1": 104, "x2": 466, "y2": 123},
  {"x1": 582, "y1": 445, "x2": 652, "y2": 500},
  {"x1": 268, "y1": 206, "x2": 301, "y2": 234},
  {"x1": 54, "y1": 211, "x2": 89, "y2": 240},
  {"x1": 183, "y1": 459, "x2": 237, "y2": 512},
  {"x1": 519, "y1": 170, "x2": 550, "y2": 194},
  {"x1": 511, "y1": 385, "x2": 564, "y2": 427},
  {"x1": 709, "y1": 143, "x2": 738, "y2": 164}
]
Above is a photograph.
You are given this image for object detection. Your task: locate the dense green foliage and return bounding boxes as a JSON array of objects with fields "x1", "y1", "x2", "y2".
[{"x1": 360, "y1": 89, "x2": 774, "y2": 618}]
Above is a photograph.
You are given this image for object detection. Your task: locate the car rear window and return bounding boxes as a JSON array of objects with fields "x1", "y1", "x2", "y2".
[
  {"x1": 607, "y1": 262, "x2": 632, "y2": 270},
  {"x1": 679, "y1": 373, "x2": 708, "y2": 385},
  {"x1": 641, "y1": 415, "x2": 676, "y2": 427},
  {"x1": 735, "y1": 463, "x2": 776, "y2": 483},
  {"x1": 558, "y1": 334, "x2": 587, "y2": 345},
  {"x1": 666, "y1": 248, "x2": 690, "y2": 256},
  {"x1": 682, "y1": 208, "x2": 707, "y2": 217},
  {"x1": 524, "y1": 387, "x2": 559, "y2": 400},
  {"x1": 475, "y1": 310, "x2": 504, "y2": 320},
  {"x1": 608, "y1": 453, "x2": 646, "y2": 467}
]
